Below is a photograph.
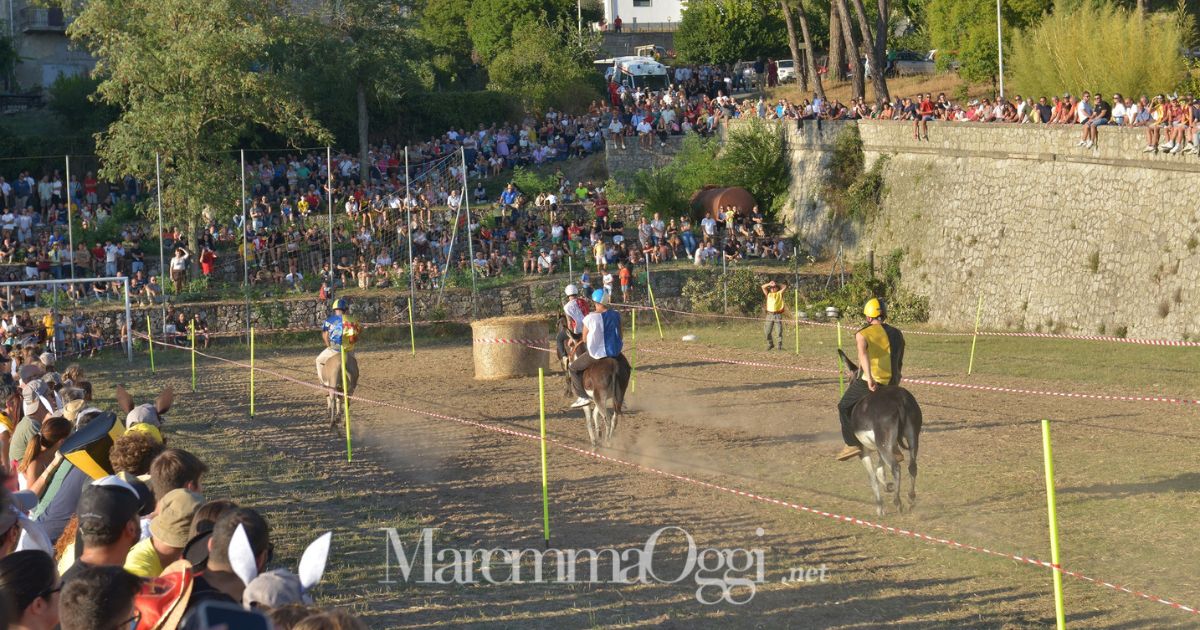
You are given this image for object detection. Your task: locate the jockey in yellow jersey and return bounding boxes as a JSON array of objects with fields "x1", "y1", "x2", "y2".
[{"x1": 836, "y1": 298, "x2": 906, "y2": 461}]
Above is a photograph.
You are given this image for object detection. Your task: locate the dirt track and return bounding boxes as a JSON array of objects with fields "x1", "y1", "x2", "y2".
[{"x1": 153, "y1": 335, "x2": 1200, "y2": 629}]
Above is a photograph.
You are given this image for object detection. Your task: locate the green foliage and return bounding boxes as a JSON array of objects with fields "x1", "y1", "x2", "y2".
[
  {"x1": 486, "y1": 21, "x2": 601, "y2": 111},
  {"x1": 0, "y1": 36, "x2": 18, "y2": 90},
  {"x1": 927, "y1": 0, "x2": 1050, "y2": 83},
  {"x1": 681, "y1": 267, "x2": 764, "y2": 314},
  {"x1": 466, "y1": 0, "x2": 591, "y2": 64},
  {"x1": 720, "y1": 119, "x2": 788, "y2": 212},
  {"x1": 418, "y1": 0, "x2": 486, "y2": 90},
  {"x1": 1011, "y1": 2, "x2": 1188, "y2": 98},
  {"x1": 806, "y1": 250, "x2": 929, "y2": 323},
  {"x1": 69, "y1": 0, "x2": 331, "y2": 235},
  {"x1": 676, "y1": 0, "x2": 788, "y2": 64},
  {"x1": 48, "y1": 74, "x2": 118, "y2": 134},
  {"x1": 822, "y1": 125, "x2": 887, "y2": 223},
  {"x1": 634, "y1": 123, "x2": 788, "y2": 221},
  {"x1": 511, "y1": 166, "x2": 558, "y2": 194}
]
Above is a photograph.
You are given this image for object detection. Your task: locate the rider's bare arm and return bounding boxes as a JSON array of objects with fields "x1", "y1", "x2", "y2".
[{"x1": 856, "y1": 332, "x2": 875, "y2": 390}]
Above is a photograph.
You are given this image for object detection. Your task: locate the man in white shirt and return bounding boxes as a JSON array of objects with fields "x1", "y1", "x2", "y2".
[
  {"x1": 700, "y1": 214, "x2": 717, "y2": 239},
  {"x1": 607, "y1": 119, "x2": 625, "y2": 149}
]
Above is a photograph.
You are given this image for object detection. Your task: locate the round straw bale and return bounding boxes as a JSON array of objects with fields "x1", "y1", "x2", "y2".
[{"x1": 472, "y1": 315, "x2": 551, "y2": 380}]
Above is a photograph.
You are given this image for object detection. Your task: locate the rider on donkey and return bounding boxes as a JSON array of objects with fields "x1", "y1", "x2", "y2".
[
  {"x1": 316, "y1": 298, "x2": 359, "y2": 387},
  {"x1": 836, "y1": 298, "x2": 906, "y2": 461},
  {"x1": 557, "y1": 284, "x2": 589, "y2": 363},
  {"x1": 568, "y1": 289, "x2": 631, "y2": 408}
]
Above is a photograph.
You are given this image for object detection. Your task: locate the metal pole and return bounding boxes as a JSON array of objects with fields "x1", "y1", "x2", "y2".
[
  {"x1": 123, "y1": 277, "x2": 132, "y2": 362},
  {"x1": 576, "y1": 0, "x2": 582, "y2": 44},
  {"x1": 437, "y1": 188, "x2": 464, "y2": 306},
  {"x1": 326, "y1": 146, "x2": 334, "y2": 275},
  {"x1": 155, "y1": 152, "x2": 165, "y2": 327},
  {"x1": 460, "y1": 147, "x2": 477, "y2": 315},
  {"x1": 996, "y1": 0, "x2": 1005, "y2": 98},
  {"x1": 65, "y1": 155, "x2": 74, "y2": 283},
  {"x1": 241, "y1": 149, "x2": 247, "y2": 287}
]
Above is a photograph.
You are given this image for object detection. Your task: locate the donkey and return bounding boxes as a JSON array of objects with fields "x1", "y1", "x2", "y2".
[
  {"x1": 837, "y1": 349, "x2": 922, "y2": 516},
  {"x1": 580, "y1": 356, "x2": 626, "y2": 450},
  {"x1": 322, "y1": 351, "x2": 359, "y2": 431}
]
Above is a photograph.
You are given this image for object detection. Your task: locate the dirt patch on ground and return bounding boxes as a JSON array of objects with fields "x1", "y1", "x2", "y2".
[{"x1": 132, "y1": 333, "x2": 1200, "y2": 629}]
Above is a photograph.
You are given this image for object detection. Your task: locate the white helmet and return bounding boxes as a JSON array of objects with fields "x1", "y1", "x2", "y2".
[{"x1": 565, "y1": 284, "x2": 579, "y2": 296}]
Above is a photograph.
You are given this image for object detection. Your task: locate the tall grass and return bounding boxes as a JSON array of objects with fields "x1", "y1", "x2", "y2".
[{"x1": 1009, "y1": 2, "x2": 1187, "y2": 98}]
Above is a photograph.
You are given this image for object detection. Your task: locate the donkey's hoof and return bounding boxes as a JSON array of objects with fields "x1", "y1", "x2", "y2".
[{"x1": 886, "y1": 482, "x2": 895, "y2": 493}]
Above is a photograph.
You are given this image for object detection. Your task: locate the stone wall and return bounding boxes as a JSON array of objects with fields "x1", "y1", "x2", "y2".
[{"x1": 605, "y1": 135, "x2": 685, "y2": 189}]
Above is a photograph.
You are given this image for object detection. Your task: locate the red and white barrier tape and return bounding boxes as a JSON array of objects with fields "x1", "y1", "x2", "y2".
[
  {"x1": 473, "y1": 338, "x2": 550, "y2": 345},
  {"x1": 634, "y1": 346, "x2": 1200, "y2": 407},
  {"x1": 612, "y1": 302, "x2": 1200, "y2": 347},
  {"x1": 133, "y1": 332, "x2": 1200, "y2": 617}
]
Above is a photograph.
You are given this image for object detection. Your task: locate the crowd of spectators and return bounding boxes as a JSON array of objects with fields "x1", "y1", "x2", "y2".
[
  {"x1": 739, "y1": 89, "x2": 1200, "y2": 153},
  {"x1": 0, "y1": 352, "x2": 366, "y2": 628}
]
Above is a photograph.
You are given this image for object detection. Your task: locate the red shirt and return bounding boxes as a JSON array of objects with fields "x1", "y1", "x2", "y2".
[
  {"x1": 619, "y1": 267, "x2": 631, "y2": 285},
  {"x1": 83, "y1": 177, "x2": 97, "y2": 194}
]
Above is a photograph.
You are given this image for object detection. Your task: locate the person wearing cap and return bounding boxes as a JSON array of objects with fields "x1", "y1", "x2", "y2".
[
  {"x1": 60, "y1": 475, "x2": 152, "y2": 582},
  {"x1": 124, "y1": 487, "x2": 203, "y2": 577},
  {"x1": 8, "y1": 378, "x2": 54, "y2": 465},
  {"x1": 557, "y1": 284, "x2": 589, "y2": 364},
  {"x1": 567, "y1": 289, "x2": 629, "y2": 409},
  {"x1": 316, "y1": 298, "x2": 356, "y2": 387},
  {"x1": 835, "y1": 298, "x2": 906, "y2": 461}
]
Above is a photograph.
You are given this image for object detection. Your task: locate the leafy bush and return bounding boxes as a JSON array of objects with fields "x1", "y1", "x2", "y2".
[
  {"x1": 681, "y1": 267, "x2": 765, "y2": 314},
  {"x1": 632, "y1": 168, "x2": 690, "y2": 218},
  {"x1": 823, "y1": 126, "x2": 887, "y2": 223},
  {"x1": 1010, "y1": 2, "x2": 1188, "y2": 98},
  {"x1": 719, "y1": 119, "x2": 788, "y2": 215},
  {"x1": 511, "y1": 166, "x2": 558, "y2": 195},
  {"x1": 804, "y1": 250, "x2": 929, "y2": 323},
  {"x1": 49, "y1": 74, "x2": 119, "y2": 134}
]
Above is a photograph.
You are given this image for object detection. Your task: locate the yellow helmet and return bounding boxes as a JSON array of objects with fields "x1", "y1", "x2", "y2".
[{"x1": 863, "y1": 298, "x2": 885, "y2": 319}]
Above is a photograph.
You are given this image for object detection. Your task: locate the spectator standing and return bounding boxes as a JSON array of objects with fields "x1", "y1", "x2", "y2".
[
  {"x1": 761, "y1": 280, "x2": 787, "y2": 350},
  {"x1": 169, "y1": 246, "x2": 190, "y2": 293}
]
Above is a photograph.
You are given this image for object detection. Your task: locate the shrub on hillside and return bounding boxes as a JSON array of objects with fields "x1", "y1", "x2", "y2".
[{"x1": 1009, "y1": 2, "x2": 1187, "y2": 98}]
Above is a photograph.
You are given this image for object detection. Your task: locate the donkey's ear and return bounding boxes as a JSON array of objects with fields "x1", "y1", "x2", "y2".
[
  {"x1": 115, "y1": 385, "x2": 134, "y2": 414},
  {"x1": 298, "y1": 531, "x2": 332, "y2": 591},
  {"x1": 155, "y1": 386, "x2": 174, "y2": 415},
  {"x1": 837, "y1": 349, "x2": 859, "y2": 374},
  {"x1": 229, "y1": 524, "x2": 260, "y2": 586}
]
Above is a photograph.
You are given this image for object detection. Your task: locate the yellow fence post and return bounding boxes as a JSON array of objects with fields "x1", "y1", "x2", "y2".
[
  {"x1": 408, "y1": 297, "x2": 416, "y2": 356},
  {"x1": 146, "y1": 314, "x2": 155, "y2": 374},
  {"x1": 341, "y1": 344, "x2": 352, "y2": 462},
  {"x1": 968, "y1": 294, "x2": 984, "y2": 375},
  {"x1": 647, "y1": 285, "x2": 663, "y2": 340},
  {"x1": 793, "y1": 288, "x2": 800, "y2": 355},
  {"x1": 189, "y1": 320, "x2": 196, "y2": 392},
  {"x1": 249, "y1": 327, "x2": 256, "y2": 418},
  {"x1": 630, "y1": 309, "x2": 637, "y2": 393},
  {"x1": 538, "y1": 368, "x2": 551, "y2": 547},
  {"x1": 1041, "y1": 420, "x2": 1067, "y2": 629},
  {"x1": 836, "y1": 320, "x2": 845, "y2": 395}
]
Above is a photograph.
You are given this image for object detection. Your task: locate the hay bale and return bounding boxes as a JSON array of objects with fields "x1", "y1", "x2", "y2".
[{"x1": 472, "y1": 315, "x2": 551, "y2": 380}]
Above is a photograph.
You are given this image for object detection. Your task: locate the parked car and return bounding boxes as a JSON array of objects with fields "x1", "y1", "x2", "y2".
[
  {"x1": 776, "y1": 59, "x2": 796, "y2": 83},
  {"x1": 889, "y1": 50, "x2": 935, "y2": 76}
]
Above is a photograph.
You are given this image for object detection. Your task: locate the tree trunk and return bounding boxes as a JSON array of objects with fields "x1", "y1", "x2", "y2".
[
  {"x1": 780, "y1": 0, "x2": 804, "y2": 91},
  {"x1": 356, "y1": 80, "x2": 369, "y2": 186},
  {"x1": 849, "y1": 0, "x2": 888, "y2": 102},
  {"x1": 835, "y1": 0, "x2": 863, "y2": 100},
  {"x1": 1136, "y1": 0, "x2": 1145, "y2": 15},
  {"x1": 828, "y1": 2, "x2": 843, "y2": 83},
  {"x1": 797, "y1": 1, "x2": 824, "y2": 100}
]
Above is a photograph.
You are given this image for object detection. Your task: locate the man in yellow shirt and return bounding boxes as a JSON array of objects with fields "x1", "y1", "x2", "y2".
[
  {"x1": 761, "y1": 280, "x2": 787, "y2": 350},
  {"x1": 836, "y1": 298, "x2": 906, "y2": 461}
]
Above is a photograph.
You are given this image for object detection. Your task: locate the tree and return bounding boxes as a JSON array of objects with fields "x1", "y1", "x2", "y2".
[
  {"x1": 675, "y1": 0, "x2": 788, "y2": 64},
  {"x1": 1009, "y1": 1, "x2": 1186, "y2": 98},
  {"x1": 796, "y1": 0, "x2": 825, "y2": 99},
  {"x1": 781, "y1": 0, "x2": 806, "y2": 91},
  {"x1": 418, "y1": 0, "x2": 485, "y2": 90},
  {"x1": 848, "y1": 0, "x2": 889, "y2": 102},
  {"x1": 487, "y1": 21, "x2": 600, "y2": 111},
  {"x1": 466, "y1": 0, "x2": 593, "y2": 64},
  {"x1": 69, "y1": 0, "x2": 330, "y2": 251},
  {"x1": 834, "y1": 0, "x2": 864, "y2": 99},
  {"x1": 927, "y1": 0, "x2": 1050, "y2": 88}
]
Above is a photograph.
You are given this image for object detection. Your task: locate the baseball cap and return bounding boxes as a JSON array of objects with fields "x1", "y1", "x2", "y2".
[
  {"x1": 243, "y1": 569, "x2": 309, "y2": 609},
  {"x1": 150, "y1": 489, "x2": 204, "y2": 548},
  {"x1": 21, "y1": 379, "x2": 50, "y2": 416},
  {"x1": 591, "y1": 289, "x2": 605, "y2": 303},
  {"x1": 17, "y1": 364, "x2": 42, "y2": 385},
  {"x1": 125, "y1": 403, "x2": 162, "y2": 429},
  {"x1": 77, "y1": 475, "x2": 153, "y2": 536}
]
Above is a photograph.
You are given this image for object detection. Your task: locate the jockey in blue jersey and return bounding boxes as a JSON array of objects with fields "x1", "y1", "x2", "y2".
[
  {"x1": 316, "y1": 298, "x2": 352, "y2": 386},
  {"x1": 568, "y1": 289, "x2": 629, "y2": 408}
]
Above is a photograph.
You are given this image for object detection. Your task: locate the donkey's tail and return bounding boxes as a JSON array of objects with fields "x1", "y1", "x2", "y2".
[{"x1": 610, "y1": 361, "x2": 625, "y2": 415}]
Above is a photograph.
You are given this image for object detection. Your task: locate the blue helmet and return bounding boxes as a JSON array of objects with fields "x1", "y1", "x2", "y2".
[
  {"x1": 331, "y1": 298, "x2": 348, "y2": 312},
  {"x1": 591, "y1": 289, "x2": 605, "y2": 303}
]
